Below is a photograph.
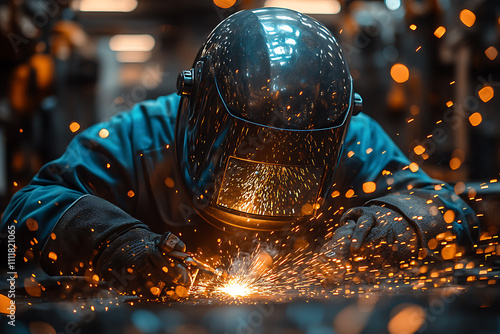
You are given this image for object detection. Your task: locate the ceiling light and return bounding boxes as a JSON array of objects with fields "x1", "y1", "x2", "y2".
[
  {"x1": 74, "y1": 0, "x2": 138, "y2": 13},
  {"x1": 264, "y1": 0, "x2": 341, "y2": 15},
  {"x1": 109, "y1": 34, "x2": 155, "y2": 52}
]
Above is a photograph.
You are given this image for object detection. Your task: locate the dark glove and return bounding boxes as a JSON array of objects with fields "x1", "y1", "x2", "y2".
[
  {"x1": 321, "y1": 206, "x2": 419, "y2": 268},
  {"x1": 95, "y1": 227, "x2": 192, "y2": 298}
]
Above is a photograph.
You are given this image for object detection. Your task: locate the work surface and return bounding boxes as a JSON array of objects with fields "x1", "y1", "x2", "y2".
[
  {"x1": 3, "y1": 279, "x2": 500, "y2": 334},
  {"x1": 3, "y1": 240, "x2": 500, "y2": 334}
]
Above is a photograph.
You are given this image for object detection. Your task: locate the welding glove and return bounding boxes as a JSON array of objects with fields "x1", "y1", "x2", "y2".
[
  {"x1": 95, "y1": 227, "x2": 192, "y2": 298},
  {"x1": 321, "y1": 206, "x2": 419, "y2": 268}
]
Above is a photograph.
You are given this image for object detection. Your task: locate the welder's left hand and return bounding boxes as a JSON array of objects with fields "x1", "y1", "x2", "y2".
[{"x1": 321, "y1": 206, "x2": 419, "y2": 267}]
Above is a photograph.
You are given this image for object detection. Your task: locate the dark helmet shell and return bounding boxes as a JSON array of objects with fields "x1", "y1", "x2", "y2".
[{"x1": 175, "y1": 8, "x2": 354, "y2": 231}]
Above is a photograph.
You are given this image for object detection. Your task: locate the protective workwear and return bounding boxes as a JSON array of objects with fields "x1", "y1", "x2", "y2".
[
  {"x1": 0, "y1": 93, "x2": 478, "y2": 289},
  {"x1": 320, "y1": 206, "x2": 419, "y2": 266},
  {"x1": 175, "y1": 8, "x2": 360, "y2": 231},
  {"x1": 96, "y1": 228, "x2": 191, "y2": 298}
]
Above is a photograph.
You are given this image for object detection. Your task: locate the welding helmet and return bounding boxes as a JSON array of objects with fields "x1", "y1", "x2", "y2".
[{"x1": 175, "y1": 7, "x2": 361, "y2": 231}]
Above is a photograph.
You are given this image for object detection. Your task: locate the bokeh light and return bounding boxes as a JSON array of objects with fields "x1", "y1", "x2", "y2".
[
  {"x1": 441, "y1": 244, "x2": 457, "y2": 260},
  {"x1": 363, "y1": 181, "x2": 376, "y2": 193},
  {"x1": 0, "y1": 294, "x2": 14, "y2": 315},
  {"x1": 434, "y1": 26, "x2": 446, "y2": 38},
  {"x1": 485, "y1": 46, "x2": 498, "y2": 60},
  {"x1": 29, "y1": 322, "x2": 57, "y2": 334},
  {"x1": 213, "y1": 0, "x2": 236, "y2": 9},
  {"x1": 469, "y1": 112, "x2": 482, "y2": 126},
  {"x1": 478, "y1": 86, "x2": 494, "y2": 102},
  {"x1": 409, "y1": 162, "x2": 419, "y2": 172},
  {"x1": 413, "y1": 145, "x2": 425, "y2": 155},
  {"x1": 449, "y1": 157, "x2": 462, "y2": 170},
  {"x1": 390, "y1": 63, "x2": 409, "y2": 83},
  {"x1": 385, "y1": 0, "x2": 401, "y2": 11},
  {"x1": 24, "y1": 277, "x2": 42, "y2": 297},
  {"x1": 444, "y1": 210, "x2": 456, "y2": 223},
  {"x1": 388, "y1": 304, "x2": 426, "y2": 334},
  {"x1": 454, "y1": 182, "x2": 465, "y2": 194},
  {"x1": 99, "y1": 128, "x2": 109, "y2": 138},
  {"x1": 26, "y1": 218, "x2": 38, "y2": 231},
  {"x1": 460, "y1": 9, "x2": 476, "y2": 27},
  {"x1": 345, "y1": 189, "x2": 355, "y2": 198},
  {"x1": 69, "y1": 122, "x2": 80, "y2": 133}
]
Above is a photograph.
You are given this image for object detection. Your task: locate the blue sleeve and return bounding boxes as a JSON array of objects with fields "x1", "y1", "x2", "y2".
[
  {"x1": 0, "y1": 95, "x2": 179, "y2": 275},
  {"x1": 341, "y1": 113, "x2": 479, "y2": 256}
]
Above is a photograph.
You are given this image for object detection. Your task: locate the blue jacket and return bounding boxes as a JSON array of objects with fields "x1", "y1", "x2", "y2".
[{"x1": 1, "y1": 93, "x2": 479, "y2": 277}]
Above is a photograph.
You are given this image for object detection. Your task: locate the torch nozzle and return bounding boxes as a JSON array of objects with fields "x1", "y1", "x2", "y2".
[{"x1": 169, "y1": 250, "x2": 228, "y2": 281}]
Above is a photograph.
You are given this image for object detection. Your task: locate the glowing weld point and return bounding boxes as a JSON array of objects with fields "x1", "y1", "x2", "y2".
[{"x1": 219, "y1": 282, "x2": 252, "y2": 297}]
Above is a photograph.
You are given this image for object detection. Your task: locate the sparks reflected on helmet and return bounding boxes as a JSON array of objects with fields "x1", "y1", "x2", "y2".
[{"x1": 217, "y1": 157, "x2": 324, "y2": 217}]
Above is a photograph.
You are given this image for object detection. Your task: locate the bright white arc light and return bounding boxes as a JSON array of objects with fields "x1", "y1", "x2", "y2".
[
  {"x1": 220, "y1": 282, "x2": 252, "y2": 297},
  {"x1": 264, "y1": 0, "x2": 341, "y2": 15},
  {"x1": 74, "y1": 0, "x2": 138, "y2": 12},
  {"x1": 109, "y1": 34, "x2": 155, "y2": 52}
]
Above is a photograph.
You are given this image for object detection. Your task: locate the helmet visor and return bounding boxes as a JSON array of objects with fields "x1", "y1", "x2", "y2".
[{"x1": 216, "y1": 156, "x2": 325, "y2": 217}]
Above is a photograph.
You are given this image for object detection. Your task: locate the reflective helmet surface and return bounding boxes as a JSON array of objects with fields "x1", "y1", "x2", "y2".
[{"x1": 175, "y1": 7, "x2": 354, "y2": 231}]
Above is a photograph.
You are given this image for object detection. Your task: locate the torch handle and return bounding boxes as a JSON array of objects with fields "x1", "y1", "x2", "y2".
[{"x1": 169, "y1": 250, "x2": 228, "y2": 279}]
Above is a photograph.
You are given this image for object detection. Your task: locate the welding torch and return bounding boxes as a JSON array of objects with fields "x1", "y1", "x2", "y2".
[
  {"x1": 169, "y1": 250, "x2": 228, "y2": 280},
  {"x1": 158, "y1": 232, "x2": 228, "y2": 281}
]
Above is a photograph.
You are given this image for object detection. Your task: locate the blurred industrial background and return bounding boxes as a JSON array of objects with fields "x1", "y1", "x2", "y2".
[
  {"x1": 1, "y1": 1, "x2": 500, "y2": 333},
  {"x1": 0, "y1": 0, "x2": 499, "y2": 227}
]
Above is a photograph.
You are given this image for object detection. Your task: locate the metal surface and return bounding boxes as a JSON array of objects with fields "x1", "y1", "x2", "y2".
[
  {"x1": 5, "y1": 285, "x2": 500, "y2": 334},
  {"x1": 4, "y1": 252, "x2": 500, "y2": 333}
]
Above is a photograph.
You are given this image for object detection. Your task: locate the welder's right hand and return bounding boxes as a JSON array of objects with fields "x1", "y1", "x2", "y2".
[
  {"x1": 95, "y1": 227, "x2": 192, "y2": 298},
  {"x1": 320, "y1": 219, "x2": 356, "y2": 261},
  {"x1": 319, "y1": 206, "x2": 419, "y2": 285},
  {"x1": 318, "y1": 219, "x2": 356, "y2": 285}
]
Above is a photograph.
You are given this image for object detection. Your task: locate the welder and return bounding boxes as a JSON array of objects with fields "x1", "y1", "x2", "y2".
[{"x1": 1, "y1": 8, "x2": 479, "y2": 298}]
